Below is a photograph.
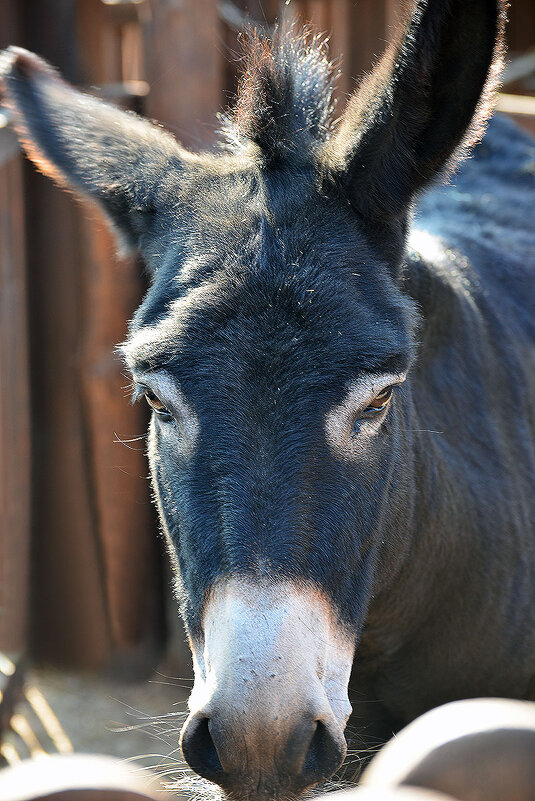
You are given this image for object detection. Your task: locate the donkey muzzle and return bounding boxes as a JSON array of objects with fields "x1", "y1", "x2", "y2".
[{"x1": 180, "y1": 578, "x2": 355, "y2": 800}]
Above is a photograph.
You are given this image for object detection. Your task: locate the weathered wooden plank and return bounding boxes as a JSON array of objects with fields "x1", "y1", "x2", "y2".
[
  {"x1": 26, "y1": 168, "x2": 112, "y2": 670},
  {"x1": 15, "y1": 0, "x2": 166, "y2": 675},
  {"x1": 77, "y1": 210, "x2": 164, "y2": 674},
  {"x1": 20, "y1": 0, "x2": 112, "y2": 670},
  {"x1": 0, "y1": 135, "x2": 31, "y2": 658},
  {"x1": 143, "y1": 0, "x2": 222, "y2": 148},
  {"x1": 329, "y1": 0, "x2": 351, "y2": 102},
  {"x1": 77, "y1": 0, "x2": 124, "y2": 85},
  {"x1": 74, "y1": 0, "x2": 165, "y2": 674}
]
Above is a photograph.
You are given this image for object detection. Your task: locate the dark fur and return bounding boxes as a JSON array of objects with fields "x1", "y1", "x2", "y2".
[{"x1": 2, "y1": 0, "x2": 534, "y2": 790}]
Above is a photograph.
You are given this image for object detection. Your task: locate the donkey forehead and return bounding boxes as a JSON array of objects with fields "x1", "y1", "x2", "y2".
[
  {"x1": 126, "y1": 185, "x2": 416, "y2": 375},
  {"x1": 149, "y1": 163, "x2": 387, "y2": 282},
  {"x1": 124, "y1": 261, "x2": 414, "y2": 383}
]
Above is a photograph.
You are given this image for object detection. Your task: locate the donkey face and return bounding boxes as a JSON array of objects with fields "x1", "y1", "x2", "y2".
[
  {"x1": 1, "y1": 0, "x2": 503, "y2": 797},
  {"x1": 123, "y1": 180, "x2": 417, "y2": 793}
]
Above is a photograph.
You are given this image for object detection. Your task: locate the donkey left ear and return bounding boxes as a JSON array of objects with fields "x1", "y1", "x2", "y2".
[
  {"x1": 0, "y1": 47, "x2": 187, "y2": 252},
  {"x1": 329, "y1": 0, "x2": 505, "y2": 218}
]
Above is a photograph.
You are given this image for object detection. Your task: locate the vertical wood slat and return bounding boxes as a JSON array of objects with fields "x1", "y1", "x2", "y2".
[
  {"x1": 78, "y1": 210, "x2": 164, "y2": 674},
  {"x1": 143, "y1": 0, "x2": 222, "y2": 148},
  {"x1": 77, "y1": 0, "x2": 124, "y2": 85},
  {"x1": 75, "y1": 0, "x2": 164, "y2": 674},
  {"x1": 0, "y1": 127, "x2": 30, "y2": 656},
  {"x1": 23, "y1": 0, "x2": 112, "y2": 671},
  {"x1": 27, "y1": 168, "x2": 111, "y2": 670},
  {"x1": 329, "y1": 0, "x2": 351, "y2": 102}
]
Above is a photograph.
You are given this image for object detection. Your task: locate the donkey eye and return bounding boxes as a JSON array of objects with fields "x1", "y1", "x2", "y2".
[
  {"x1": 144, "y1": 390, "x2": 173, "y2": 420},
  {"x1": 365, "y1": 385, "x2": 394, "y2": 413},
  {"x1": 351, "y1": 386, "x2": 395, "y2": 436}
]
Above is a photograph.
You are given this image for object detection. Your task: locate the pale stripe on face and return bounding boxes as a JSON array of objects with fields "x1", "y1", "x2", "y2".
[
  {"x1": 134, "y1": 370, "x2": 200, "y2": 453},
  {"x1": 324, "y1": 372, "x2": 406, "y2": 458}
]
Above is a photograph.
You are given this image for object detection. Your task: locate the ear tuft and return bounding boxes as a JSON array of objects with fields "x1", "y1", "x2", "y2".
[{"x1": 221, "y1": 26, "x2": 337, "y2": 167}]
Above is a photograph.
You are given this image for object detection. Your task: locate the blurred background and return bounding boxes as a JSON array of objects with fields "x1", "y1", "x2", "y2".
[{"x1": 0, "y1": 0, "x2": 534, "y2": 773}]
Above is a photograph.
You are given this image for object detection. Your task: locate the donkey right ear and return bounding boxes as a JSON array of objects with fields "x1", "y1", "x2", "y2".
[{"x1": 0, "y1": 47, "x2": 187, "y2": 252}]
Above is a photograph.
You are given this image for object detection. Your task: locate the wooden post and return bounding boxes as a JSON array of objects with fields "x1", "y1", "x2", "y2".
[
  {"x1": 19, "y1": 0, "x2": 111, "y2": 671},
  {"x1": 25, "y1": 167, "x2": 113, "y2": 670},
  {"x1": 77, "y1": 211, "x2": 164, "y2": 675}
]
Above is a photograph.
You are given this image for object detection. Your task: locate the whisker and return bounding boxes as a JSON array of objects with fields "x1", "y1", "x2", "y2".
[
  {"x1": 148, "y1": 679, "x2": 194, "y2": 690},
  {"x1": 153, "y1": 671, "x2": 194, "y2": 684},
  {"x1": 113, "y1": 432, "x2": 147, "y2": 450}
]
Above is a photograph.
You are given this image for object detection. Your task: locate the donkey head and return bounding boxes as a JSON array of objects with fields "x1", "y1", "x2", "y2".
[{"x1": 1, "y1": 1, "x2": 503, "y2": 798}]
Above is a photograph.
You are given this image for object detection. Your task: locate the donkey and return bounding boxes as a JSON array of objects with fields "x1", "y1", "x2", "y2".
[{"x1": 2, "y1": 0, "x2": 535, "y2": 798}]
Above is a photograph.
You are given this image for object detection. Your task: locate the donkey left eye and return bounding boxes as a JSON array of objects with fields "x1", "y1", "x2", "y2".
[
  {"x1": 364, "y1": 385, "x2": 394, "y2": 413},
  {"x1": 144, "y1": 389, "x2": 173, "y2": 421},
  {"x1": 351, "y1": 386, "x2": 395, "y2": 436}
]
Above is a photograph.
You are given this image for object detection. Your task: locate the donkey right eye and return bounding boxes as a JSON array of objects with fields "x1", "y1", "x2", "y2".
[{"x1": 144, "y1": 390, "x2": 173, "y2": 421}]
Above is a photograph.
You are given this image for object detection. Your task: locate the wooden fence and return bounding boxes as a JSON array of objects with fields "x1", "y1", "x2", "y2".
[{"x1": 0, "y1": 0, "x2": 534, "y2": 677}]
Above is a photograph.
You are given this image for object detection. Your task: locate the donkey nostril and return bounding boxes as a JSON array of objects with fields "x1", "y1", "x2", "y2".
[
  {"x1": 180, "y1": 711, "x2": 346, "y2": 792},
  {"x1": 301, "y1": 720, "x2": 347, "y2": 784},
  {"x1": 180, "y1": 714, "x2": 224, "y2": 782}
]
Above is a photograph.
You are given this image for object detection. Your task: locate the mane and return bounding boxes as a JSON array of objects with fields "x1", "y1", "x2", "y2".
[{"x1": 220, "y1": 27, "x2": 337, "y2": 166}]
